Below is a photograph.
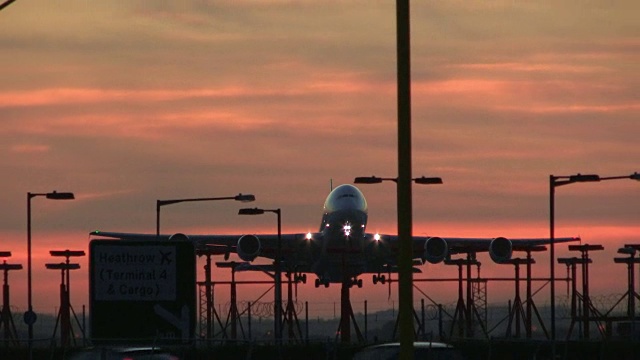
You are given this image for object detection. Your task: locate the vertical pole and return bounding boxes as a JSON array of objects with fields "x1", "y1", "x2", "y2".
[
  {"x1": 396, "y1": 0, "x2": 414, "y2": 358},
  {"x1": 364, "y1": 300, "x2": 368, "y2": 342},
  {"x1": 248, "y1": 302, "x2": 252, "y2": 341},
  {"x1": 230, "y1": 266, "x2": 237, "y2": 340},
  {"x1": 582, "y1": 250, "x2": 590, "y2": 339},
  {"x1": 526, "y1": 252, "x2": 533, "y2": 338},
  {"x1": 3, "y1": 267, "x2": 9, "y2": 343},
  {"x1": 286, "y1": 272, "x2": 294, "y2": 340},
  {"x1": 82, "y1": 305, "x2": 86, "y2": 346},
  {"x1": 570, "y1": 262, "x2": 577, "y2": 330},
  {"x1": 420, "y1": 299, "x2": 425, "y2": 340},
  {"x1": 340, "y1": 280, "x2": 351, "y2": 343},
  {"x1": 515, "y1": 263, "x2": 521, "y2": 338},
  {"x1": 630, "y1": 254, "x2": 635, "y2": 319},
  {"x1": 61, "y1": 269, "x2": 70, "y2": 347},
  {"x1": 438, "y1": 304, "x2": 443, "y2": 341},
  {"x1": 466, "y1": 256, "x2": 473, "y2": 336},
  {"x1": 275, "y1": 210, "x2": 282, "y2": 344},
  {"x1": 26, "y1": 193, "x2": 33, "y2": 360},
  {"x1": 206, "y1": 254, "x2": 212, "y2": 340},
  {"x1": 305, "y1": 301, "x2": 309, "y2": 345},
  {"x1": 65, "y1": 255, "x2": 70, "y2": 313},
  {"x1": 549, "y1": 176, "x2": 556, "y2": 341},
  {"x1": 156, "y1": 200, "x2": 161, "y2": 237}
]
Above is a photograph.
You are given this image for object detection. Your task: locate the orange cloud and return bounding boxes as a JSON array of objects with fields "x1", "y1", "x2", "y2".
[{"x1": 10, "y1": 144, "x2": 50, "y2": 153}]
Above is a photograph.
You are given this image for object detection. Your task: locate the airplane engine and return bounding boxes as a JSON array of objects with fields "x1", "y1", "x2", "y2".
[
  {"x1": 168, "y1": 233, "x2": 190, "y2": 242},
  {"x1": 423, "y1": 237, "x2": 448, "y2": 264},
  {"x1": 489, "y1": 237, "x2": 512, "y2": 263},
  {"x1": 237, "y1": 234, "x2": 261, "y2": 262}
]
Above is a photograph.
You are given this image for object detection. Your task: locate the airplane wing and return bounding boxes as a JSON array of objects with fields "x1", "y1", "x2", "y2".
[
  {"x1": 89, "y1": 230, "x2": 317, "y2": 265},
  {"x1": 89, "y1": 230, "x2": 580, "y2": 274},
  {"x1": 370, "y1": 234, "x2": 581, "y2": 264}
]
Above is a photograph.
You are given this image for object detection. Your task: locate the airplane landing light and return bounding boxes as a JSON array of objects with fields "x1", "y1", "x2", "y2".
[{"x1": 343, "y1": 224, "x2": 352, "y2": 237}]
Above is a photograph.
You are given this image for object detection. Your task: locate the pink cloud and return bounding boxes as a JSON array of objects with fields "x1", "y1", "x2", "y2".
[
  {"x1": 0, "y1": 87, "x2": 261, "y2": 108},
  {"x1": 452, "y1": 62, "x2": 610, "y2": 74},
  {"x1": 10, "y1": 144, "x2": 50, "y2": 153}
]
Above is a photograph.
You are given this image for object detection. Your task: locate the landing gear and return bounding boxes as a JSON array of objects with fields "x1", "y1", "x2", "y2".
[
  {"x1": 314, "y1": 278, "x2": 329, "y2": 288},
  {"x1": 348, "y1": 277, "x2": 362, "y2": 288},
  {"x1": 372, "y1": 274, "x2": 386, "y2": 284},
  {"x1": 295, "y1": 273, "x2": 307, "y2": 284}
]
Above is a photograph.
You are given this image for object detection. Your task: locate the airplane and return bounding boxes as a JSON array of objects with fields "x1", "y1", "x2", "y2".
[{"x1": 90, "y1": 184, "x2": 580, "y2": 288}]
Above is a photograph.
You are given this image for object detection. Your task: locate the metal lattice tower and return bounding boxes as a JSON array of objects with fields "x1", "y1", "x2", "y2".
[
  {"x1": 46, "y1": 249, "x2": 85, "y2": 348},
  {"x1": 0, "y1": 251, "x2": 21, "y2": 346},
  {"x1": 471, "y1": 262, "x2": 487, "y2": 328}
]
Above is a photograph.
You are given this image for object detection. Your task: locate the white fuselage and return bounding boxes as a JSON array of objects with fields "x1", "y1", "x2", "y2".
[{"x1": 313, "y1": 184, "x2": 369, "y2": 282}]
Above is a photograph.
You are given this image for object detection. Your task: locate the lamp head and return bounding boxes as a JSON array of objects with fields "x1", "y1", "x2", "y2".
[
  {"x1": 238, "y1": 207, "x2": 265, "y2": 215},
  {"x1": 234, "y1": 193, "x2": 256, "y2": 202},
  {"x1": 568, "y1": 174, "x2": 600, "y2": 183},
  {"x1": 414, "y1": 176, "x2": 443, "y2": 185},
  {"x1": 354, "y1": 176, "x2": 383, "y2": 184},
  {"x1": 618, "y1": 247, "x2": 636, "y2": 256},
  {"x1": 46, "y1": 191, "x2": 75, "y2": 200}
]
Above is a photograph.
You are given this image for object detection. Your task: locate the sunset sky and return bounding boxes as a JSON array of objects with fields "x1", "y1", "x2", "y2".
[{"x1": 1, "y1": 1, "x2": 638, "y2": 319}]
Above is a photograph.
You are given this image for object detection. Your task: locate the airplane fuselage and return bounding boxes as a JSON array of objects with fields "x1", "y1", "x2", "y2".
[{"x1": 312, "y1": 184, "x2": 370, "y2": 284}]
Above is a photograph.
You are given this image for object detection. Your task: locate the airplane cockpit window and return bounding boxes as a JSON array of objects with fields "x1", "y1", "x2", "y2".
[{"x1": 323, "y1": 184, "x2": 368, "y2": 213}]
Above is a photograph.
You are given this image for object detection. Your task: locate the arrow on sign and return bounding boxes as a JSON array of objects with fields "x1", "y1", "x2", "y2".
[{"x1": 153, "y1": 304, "x2": 190, "y2": 342}]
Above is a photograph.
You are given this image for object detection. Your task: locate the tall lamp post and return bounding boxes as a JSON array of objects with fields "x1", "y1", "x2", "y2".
[
  {"x1": 354, "y1": 174, "x2": 442, "y2": 355},
  {"x1": 156, "y1": 193, "x2": 255, "y2": 236},
  {"x1": 395, "y1": 0, "x2": 415, "y2": 357},
  {"x1": 26, "y1": 191, "x2": 74, "y2": 359},
  {"x1": 549, "y1": 172, "x2": 639, "y2": 339},
  {"x1": 238, "y1": 207, "x2": 282, "y2": 344}
]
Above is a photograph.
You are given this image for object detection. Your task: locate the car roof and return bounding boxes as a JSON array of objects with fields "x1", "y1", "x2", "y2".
[
  {"x1": 363, "y1": 342, "x2": 453, "y2": 349},
  {"x1": 76, "y1": 346, "x2": 168, "y2": 353}
]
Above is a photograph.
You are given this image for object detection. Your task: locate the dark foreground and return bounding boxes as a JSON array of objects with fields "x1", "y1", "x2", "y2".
[{"x1": 2, "y1": 339, "x2": 640, "y2": 360}]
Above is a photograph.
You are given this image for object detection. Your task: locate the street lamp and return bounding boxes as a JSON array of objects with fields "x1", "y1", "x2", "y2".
[
  {"x1": 354, "y1": 174, "x2": 442, "y2": 357},
  {"x1": 238, "y1": 207, "x2": 282, "y2": 344},
  {"x1": 155, "y1": 193, "x2": 254, "y2": 341},
  {"x1": 549, "y1": 172, "x2": 639, "y2": 339},
  {"x1": 156, "y1": 193, "x2": 255, "y2": 236},
  {"x1": 26, "y1": 190, "x2": 74, "y2": 358}
]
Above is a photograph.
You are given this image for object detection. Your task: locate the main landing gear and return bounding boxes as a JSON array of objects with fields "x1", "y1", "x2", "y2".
[
  {"x1": 314, "y1": 276, "x2": 363, "y2": 288},
  {"x1": 314, "y1": 278, "x2": 330, "y2": 288},
  {"x1": 372, "y1": 274, "x2": 387, "y2": 284},
  {"x1": 294, "y1": 273, "x2": 307, "y2": 284}
]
